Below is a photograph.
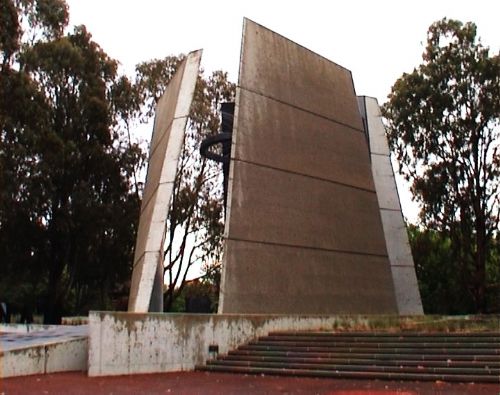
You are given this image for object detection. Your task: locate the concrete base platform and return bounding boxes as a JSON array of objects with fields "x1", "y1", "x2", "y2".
[
  {"x1": 0, "y1": 324, "x2": 88, "y2": 378},
  {"x1": 88, "y1": 312, "x2": 499, "y2": 377}
]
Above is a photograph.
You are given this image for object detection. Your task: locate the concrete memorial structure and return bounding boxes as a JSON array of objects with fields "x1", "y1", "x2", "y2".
[
  {"x1": 218, "y1": 19, "x2": 410, "y2": 314},
  {"x1": 128, "y1": 50, "x2": 202, "y2": 313},
  {"x1": 127, "y1": 20, "x2": 422, "y2": 316},
  {"x1": 89, "y1": 18, "x2": 425, "y2": 378},
  {"x1": 357, "y1": 96, "x2": 423, "y2": 314}
]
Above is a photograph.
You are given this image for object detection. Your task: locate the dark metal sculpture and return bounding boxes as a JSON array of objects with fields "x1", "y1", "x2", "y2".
[{"x1": 200, "y1": 102, "x2": 235, "y2": 212}]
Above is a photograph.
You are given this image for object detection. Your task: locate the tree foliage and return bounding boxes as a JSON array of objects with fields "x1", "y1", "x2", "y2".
[
  {"x1": 409, "y1": 226, "x2": 471, "y2": 313},
  {"x1": 383, "y1": 19, "x2": 500, "y2": 312},
  {"x1": 409, "y1": 226, "x2": 500, "y2": 314},
  {"x1": 0, "y1": 0, "x2": 235, "y2": 320},
  {"x1": 0, "y1": 0, "x2": 143, "y2": 322}
]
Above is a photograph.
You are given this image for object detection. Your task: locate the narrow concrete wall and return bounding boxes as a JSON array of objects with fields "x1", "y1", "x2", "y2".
[
  {"x1": 357, "y1": 96, "x2": 423, "y2": 315},
  {"x1": 128, "y1": 50, "x2": 202, "y2": 313},
  {"x1": 89, "y1": 312, "x2": 379, "y2": 377}
]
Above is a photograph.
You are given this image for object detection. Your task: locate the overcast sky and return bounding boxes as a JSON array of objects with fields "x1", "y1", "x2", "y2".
[{"x1": 65, "y1": 0, "x2": 499, "y2": 221}]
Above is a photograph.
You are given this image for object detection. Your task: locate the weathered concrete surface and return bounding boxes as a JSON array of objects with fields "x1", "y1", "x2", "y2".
[
  {"x1": 235, "y1": 90, "x2": 375, "y2": 191},
  {"x1": 228, "y1": 162, "x2": 388, "y2": 255},
  {"x1": 221, "y1": 240, "x2": 398, "y2": 314},
  {"x1": 88, "y1": 312, "x2": 498, "y2": 377},
  {"x1": 88, "y1": 312, "x2": 383, "y2": 376},
  {"x1": 357, "y1": 96, "x2": 423, "y2": 315},
  {"x1": 0, "y1": 325, "x2": 88, "y2": 378},
  {"x1": 239, "y1": 20, "x2": 363, "y2": 130},
  {"x1": 128, "y1": 50, "x2": 202, "y2": 313},
  {"x1": 219, "y1": 19, "x2": 397, "y2": 314}
]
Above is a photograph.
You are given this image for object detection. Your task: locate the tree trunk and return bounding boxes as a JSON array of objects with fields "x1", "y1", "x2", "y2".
[
  {"x1": 43, "y1": 281, "x2": 63, "y2": 324},
  {"x1": 474, "y1": 222, "x2": 487, "y2": 313}
]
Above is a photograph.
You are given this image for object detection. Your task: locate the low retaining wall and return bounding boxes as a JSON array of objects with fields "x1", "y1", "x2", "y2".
[
  {"x1": 0, "y1": 324, "x2": 88, "y2": 378},
  {"x1": 1, "y1": 337, "x2": 88, "y2": 378},
  {"x1": 89, "y1": 312, "x2": 498, "y2": 377}
]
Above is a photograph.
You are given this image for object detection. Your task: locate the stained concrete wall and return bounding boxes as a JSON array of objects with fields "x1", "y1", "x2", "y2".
[
  {"x1": 357, "y1": 96, "x2": 423, "y2": 315},
  {"x1": 88, "y1": 312, "x2": 498, "y2": 376},
  {"x1": 88, "y1": 311, "x2": 392, "y2": 377},
  {"x1": 219, "y1": 19, "x2": 397, "y2": 314},
  {"x1": 0, "y1": 338, "x2": 88, "y2": 378},
  {"x1": 128, "y1": 50, "x2": 202, "y2": 313},
  {"x1": 0, "y1": 326, "x2": 88, "y2": 378}
]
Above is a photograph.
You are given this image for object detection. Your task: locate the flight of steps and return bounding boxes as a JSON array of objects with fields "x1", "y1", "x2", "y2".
[{"x1": 197, "y1": 331, "x2": 500, "y2": 383}]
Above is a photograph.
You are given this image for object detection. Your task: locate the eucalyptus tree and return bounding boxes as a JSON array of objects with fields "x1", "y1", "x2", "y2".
[
  {"x1": 383, "y1": 19, "x2": 500, "y2": 312},
  {"x1": 0, "y1": 0, "x2": 143, "y2": 322}
]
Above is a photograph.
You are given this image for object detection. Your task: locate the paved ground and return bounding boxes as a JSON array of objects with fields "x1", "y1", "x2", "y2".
[{"x1": 1, "y1": 371, "x2": 498, "y2": 395}]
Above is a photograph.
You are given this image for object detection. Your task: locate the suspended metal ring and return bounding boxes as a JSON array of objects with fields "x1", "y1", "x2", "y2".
[{"x1": 200, "y1": 132, "x2": 232, "y2": 164}]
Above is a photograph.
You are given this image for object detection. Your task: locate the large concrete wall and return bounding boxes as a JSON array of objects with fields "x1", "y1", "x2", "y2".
[
  {"x1": 88, "y1": 312, "x2": 402, "y2": 377},
  {"x1": 219, "y1": 19, "x2": 398, "y2": 314},
  {"x1": 128, "y1": 50, "x2": 202, "y2": 313},
  {"x1": 88, "y1": 312, "x2": 491, "y2": 376},
  {"x1": 358, "y1": 96, "x2": 424, "y2": 315}
]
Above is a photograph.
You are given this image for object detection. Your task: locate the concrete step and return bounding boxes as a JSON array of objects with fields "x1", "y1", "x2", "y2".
[
  {"x1": 268, "y1": 331, "x2": 500, "y2": 338},
  {"x1": 198, "y1": 364, "x2": 500, "y2": 383},
  {"x1": 206, "y1": 359, "x2": 499, "y2": 376},
  {"x1": 223, "y1": 354, "x2": 500, "y2": 368},
  {"x1": 196, "y1": 331, "x2": 500, "y2": 383},
  {"x1": 239, "y1": 344, "x2": 500, "y2": 355},
  {"x1": 229, "y1": 349, "x2": 500, "y2": 362},
  {"x1": 251, "y1": 339, "x2": 499, "y2": 349},
  {"x1": 264, "y1": 335, "x2": 500, "y2": 343}
]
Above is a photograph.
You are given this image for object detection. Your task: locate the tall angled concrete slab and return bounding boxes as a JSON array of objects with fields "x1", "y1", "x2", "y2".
[
  {"x1": 357, "y1": 96, "x2": 423, "y2": 315},
  {"x1": 219, "y1": 20, "x2": 398, "y2": 314},
  {"x1": 128, "y1": 50, "x2": 202, "y2": 313}
]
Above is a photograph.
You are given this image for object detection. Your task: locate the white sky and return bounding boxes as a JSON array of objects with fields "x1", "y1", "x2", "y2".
[{"x1": 65, "y1": 0, "x2": 499, "y2": 222}]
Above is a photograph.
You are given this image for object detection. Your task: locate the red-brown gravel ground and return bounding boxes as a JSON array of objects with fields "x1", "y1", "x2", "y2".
[{"x1": 1, "y1": 371, "x2": 499, "y2": 395}]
